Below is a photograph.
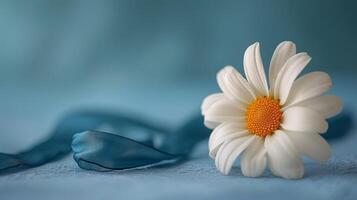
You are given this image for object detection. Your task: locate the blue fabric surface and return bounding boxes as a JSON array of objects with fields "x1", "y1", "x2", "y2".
[
  {"x1": 0, "y1": 78, "x2": 356, "y2": 200},
  {"x1": 0, "y1": 0, "x2": 356, "y2": 199},
  {"x1": 0, "y1": 143, "x2": 356, "y2": 200}
]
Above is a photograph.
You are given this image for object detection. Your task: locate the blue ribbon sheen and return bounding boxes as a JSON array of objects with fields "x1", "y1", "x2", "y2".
[{"x1": 0, "y1": 109, "x2": 352, "y2": 174}]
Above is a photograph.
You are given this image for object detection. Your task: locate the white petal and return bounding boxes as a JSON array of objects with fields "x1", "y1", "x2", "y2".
[
  {"x1": 209, "y1": 122, "x2": 249, "y2": 158},
  {"x1": 273, "y1": 53, "x2": 311, "y2": 104},
  {"x1": 209, "y1": 122, "x2": 247, "y2": 150},
  {"x1": 269, "y1": 41, "x2": 296, "y2": 92},
  {"x1": 243, "y1": 42, "x2": 269, "y2": 97},
  {"x1": 217, "y1": 66, "x2": 256, "y2": 104},
  {"x1": 240, "y1": 136, "x2": 267, "y2": 177},
  {"x1": 282, "y1": 106, "x2": 328, "y2": 133},
  {"x1": 265, "y1": 130, "x2": 304, "y2": 179},
  {"x1": 287, "y1": 95, "x2": 342, "y2": 119},
  {"x1": 285, "y1": 130, "x2": 331, "y2": 163},
  {"x1": 201, "y1": 93, "x2": 225, "y2": 115},
  {"x1": 204, "y1": 120, "x2": 220, "y2": 129},
  {"x1": 284, "y1": 72, "x2": 332, "y2": 107},
  {"x1": 210, "y1": 132, "x2": 246, "y2": 159},
  {"x1": 215, "y1": 135, "x2": 255, "y2": 175},
  {"x1": 204, "y1": 98, "x2": 246, "y2": 125}
]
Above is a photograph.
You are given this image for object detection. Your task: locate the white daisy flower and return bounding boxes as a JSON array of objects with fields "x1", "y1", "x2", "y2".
[{"x1": 201, "y1": 41, "x2": 343, "y2": 179}]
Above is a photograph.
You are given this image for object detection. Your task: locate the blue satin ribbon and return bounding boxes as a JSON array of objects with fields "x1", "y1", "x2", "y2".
[
  {"x1": 0, "y1": 110, "x2": 210, "y2": 173},
  {"x1": 0, "y1": 109, "x2": 352, "y2": 174}
]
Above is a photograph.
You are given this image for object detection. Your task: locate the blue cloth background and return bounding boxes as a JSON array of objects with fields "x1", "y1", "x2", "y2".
[{"x1": 0, "y1": 0, "x2": 356, "y2": 199}]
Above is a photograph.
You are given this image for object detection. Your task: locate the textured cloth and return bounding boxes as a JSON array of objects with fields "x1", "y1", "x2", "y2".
[{"x1": 1, "y1": 144, "x2": 357, "y2": 200}]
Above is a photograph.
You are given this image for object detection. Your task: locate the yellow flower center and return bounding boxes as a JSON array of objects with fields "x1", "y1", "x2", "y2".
[{"x1": 246, "y1": 97, "x2": 282, "y2": 137}]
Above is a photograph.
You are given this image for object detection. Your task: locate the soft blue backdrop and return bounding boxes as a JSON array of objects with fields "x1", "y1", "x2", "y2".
[{"x1": 0, "y1": 0, "x2": 356, "y2": 199}]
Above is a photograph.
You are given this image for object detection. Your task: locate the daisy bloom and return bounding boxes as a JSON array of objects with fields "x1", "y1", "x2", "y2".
[{"x1": 201, "y1": 41, "x2": 343, "y2": 179}]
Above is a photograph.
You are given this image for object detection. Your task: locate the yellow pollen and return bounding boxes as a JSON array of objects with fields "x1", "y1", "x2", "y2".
[{"x1": 246, "y1": 97, "x2": 282, "y2": 137}]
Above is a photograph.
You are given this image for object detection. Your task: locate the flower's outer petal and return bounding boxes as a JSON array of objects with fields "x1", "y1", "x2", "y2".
[
  {"x1": 204, "y1": 120, "x2": 220, "y2": 129},
  {"x1": 209, "y1": 122, "x2": 249, "y2": 158},
  {"x1": 217, "y1": 66, "x2": 256, "y2": 104},
  {"x1": 243, "y1": 42, "x2": 269, "y2": 97},
  {"x1": 287, "y1": 95, "x2": 343, "y2": 119},
  {"x1": 241, "y1": 136, "x2": 267, "y2": 177},
  {"x1": 265, "y1": 130, "x2": 304, "y2": 179},
  {"x1": 282, "y1": 106, "x2": 328, "y2": 133},
  {"x1": 269, "y1": 41, "x2": 296, "y2": 93},
  {"x1": 273, "y1": 53, "x2": 311, "y2": 105},
  {"x1": 285, "y1": 130, "x2": 331, "y2": 163},
  {"x1": 283, "y1": 72, "x2": 332, "y2": 107},
  {"x1": 215, "y1": 135, "x2": 255, "y2": 175},
  {"x1": 204, "y1": 98, "x2": 246, "y2": 125},
  {"x1": 201, "y1": 93, "x2": 226, "y2": 115}
]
